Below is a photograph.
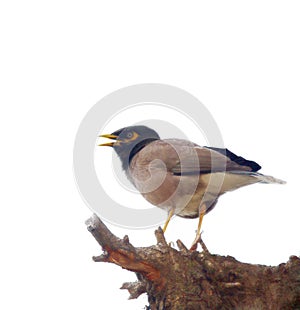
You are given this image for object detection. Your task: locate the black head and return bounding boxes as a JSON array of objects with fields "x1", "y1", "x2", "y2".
[{"x1": 99, "y1": 125, "x2": 160, "y2": 170}]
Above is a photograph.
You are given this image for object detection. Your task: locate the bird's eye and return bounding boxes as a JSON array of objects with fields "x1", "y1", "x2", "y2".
[{"x1": 126, "y1": 132, "x2": 133, "y2": 139}]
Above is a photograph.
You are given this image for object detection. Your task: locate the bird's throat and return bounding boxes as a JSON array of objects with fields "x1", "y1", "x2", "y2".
[{"x1": 118, "y1": 138, "x2": 158, "y2": 171}]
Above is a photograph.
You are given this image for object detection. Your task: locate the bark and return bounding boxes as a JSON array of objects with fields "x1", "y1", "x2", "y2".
[{"x1": 86, "y1": 214, "x2": 300, "y2": 310}]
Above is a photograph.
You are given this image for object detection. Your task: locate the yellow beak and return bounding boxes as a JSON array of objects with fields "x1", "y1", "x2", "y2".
[
  {"x1": 98, "y1": 134, "x2": 118, "y2": 147},
  {"x1": 99, "y1": 134, "x2": 118, "y2": 139}
]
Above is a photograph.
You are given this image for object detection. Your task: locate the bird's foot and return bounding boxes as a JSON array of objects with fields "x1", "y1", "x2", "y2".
[
  {"x1": 189, "y1": 241, "x2": 198, "y2": 252},
  {"x1": 189, "y1": 233, "x2": 209, "y2": 253}
]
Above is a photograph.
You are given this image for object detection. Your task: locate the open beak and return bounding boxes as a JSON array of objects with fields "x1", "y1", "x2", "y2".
[{"x1": 98, "y1": 134, "x2": 118, "y2": 147}]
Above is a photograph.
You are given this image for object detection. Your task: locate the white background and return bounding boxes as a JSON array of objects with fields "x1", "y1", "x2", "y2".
[{"x1": 1, "y1": 1, "x2": 300, "y2": 309}]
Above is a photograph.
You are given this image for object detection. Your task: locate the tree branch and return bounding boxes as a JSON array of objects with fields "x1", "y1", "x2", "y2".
[{"x1": 86, "y1": 214, "x2": 300, "y2": 310}]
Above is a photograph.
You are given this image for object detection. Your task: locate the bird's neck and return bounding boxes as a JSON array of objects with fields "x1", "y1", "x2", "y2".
[
  {"x1": 118, "y1": 138, "x2": 159, "y2": 171},
  {"x1": 129, "y1": 138, "x2": 158, "y2": 162}
]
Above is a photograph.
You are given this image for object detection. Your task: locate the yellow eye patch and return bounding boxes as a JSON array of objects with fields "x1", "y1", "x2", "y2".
[{"x1": 123, "y1": 131, "x2": 139, "y2": 143}]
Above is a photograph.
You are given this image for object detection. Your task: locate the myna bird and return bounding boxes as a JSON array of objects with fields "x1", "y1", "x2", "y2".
[{"x1": 99, "y1": 125, "x2": 285, "y2": 250}]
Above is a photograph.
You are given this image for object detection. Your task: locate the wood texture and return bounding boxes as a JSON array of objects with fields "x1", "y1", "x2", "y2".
[{"x1": 86, "y1": 214, "x2": 300, "y2": 310}]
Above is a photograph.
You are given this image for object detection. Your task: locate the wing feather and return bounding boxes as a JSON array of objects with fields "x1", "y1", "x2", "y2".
[
  {"x1": 170, "y1": 144, "x2": 260, "y2": 175},
  {"x1": 132, "y1": 139, "x2": 261, "y2": 176}
]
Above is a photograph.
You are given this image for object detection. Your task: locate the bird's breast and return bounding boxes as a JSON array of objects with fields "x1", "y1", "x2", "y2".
[{"x1": 128, "y1": 160, "x2": 208, "y2": 217}]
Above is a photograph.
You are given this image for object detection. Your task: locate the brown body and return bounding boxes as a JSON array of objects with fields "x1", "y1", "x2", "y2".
[{"x1": 128, "y1": 139, "x2": 260, "y2": 218}]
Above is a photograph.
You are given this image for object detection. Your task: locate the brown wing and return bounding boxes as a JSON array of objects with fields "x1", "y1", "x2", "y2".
[
  {"x1": 166, "y1": 141, "x2": 257, "y2": 175},
  {"x1": 206, "y1": 147, "x2": 261, "y2": 172},
  {"x1": 132, "y1": 139, "x2": 258, "y2": 175}
]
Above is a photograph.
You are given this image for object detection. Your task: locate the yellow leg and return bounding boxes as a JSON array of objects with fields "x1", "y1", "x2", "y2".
[
  {"x1": 196, "y1": 211, "x2": 205, "y2": 236},
  {"x1": 190, "y1": 205, "x2": 206, "y2": 251},
  {"x1": 162, "y1": 208, "x2": 174, "y2": 233}
]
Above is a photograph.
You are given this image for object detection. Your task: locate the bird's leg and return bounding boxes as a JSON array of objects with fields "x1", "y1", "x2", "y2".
[
  {"x1": 162, "y1": 208, "x2": 174, "y2": 233},
  {"x1": 190, "y1": 205, "x2": 206, "y2": 251}
]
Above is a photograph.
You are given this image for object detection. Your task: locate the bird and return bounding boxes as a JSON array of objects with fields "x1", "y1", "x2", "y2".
[{"x1": 99, "y1": 125, "x2": 285, "y2": 250}]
